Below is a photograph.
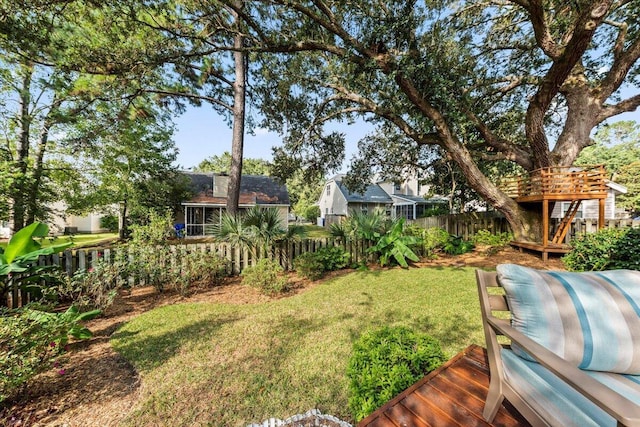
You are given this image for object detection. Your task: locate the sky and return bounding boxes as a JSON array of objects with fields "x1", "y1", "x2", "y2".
[
  {"x1": 172, "y1": 103, "x2": 640, "y2": 172},
  {"x1": 171, "y1": 105, "x2": 372, "y2": 171}
]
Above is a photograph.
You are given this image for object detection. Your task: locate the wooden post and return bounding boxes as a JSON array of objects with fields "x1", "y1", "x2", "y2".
[
  {"x1": 598, "y1": 198, "x2": 605, "y2": 230},
  {"x1": 542, "y1": 200, "x2": 549, "y2": 248}
]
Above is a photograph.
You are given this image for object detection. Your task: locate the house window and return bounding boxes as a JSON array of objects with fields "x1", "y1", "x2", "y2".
[
  {"x1": 561, "y1": 202, "x2": 584, "y2": 219},
  {"x1": 325, "y1": 207, "x2": 329, "y2": 214},
  {"x1": 361, "y1": 204, "x2": 368, "y2": 214},
  {"x1": 394, "y1": 183, "x2": 401, "y2": 193},
  {"x1": 326, "y1": 184, "x2": 331, "y2": 196}
]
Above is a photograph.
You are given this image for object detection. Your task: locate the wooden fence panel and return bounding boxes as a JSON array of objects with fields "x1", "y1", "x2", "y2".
[{"x1": 8, "y1": 218, "x2": 636, "y2": 308}]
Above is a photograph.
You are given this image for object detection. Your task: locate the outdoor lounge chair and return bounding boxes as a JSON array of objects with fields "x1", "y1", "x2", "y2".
[{"x1": 476, "y1": 264, "x2": 640, "y2": 426}]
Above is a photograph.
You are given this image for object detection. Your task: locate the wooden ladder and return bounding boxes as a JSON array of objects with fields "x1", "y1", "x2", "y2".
[{"x1": 552, "y1": 200, "x2": 581, "y2": 244}]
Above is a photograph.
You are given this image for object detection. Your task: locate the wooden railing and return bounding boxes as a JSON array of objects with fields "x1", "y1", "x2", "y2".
[{"x1": 500, "y1": 165, "x2": 607, "y2": 199}]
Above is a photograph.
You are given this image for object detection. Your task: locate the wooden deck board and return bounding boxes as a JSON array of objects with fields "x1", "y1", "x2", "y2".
[{"x1": 358, "y1": 345, "x2": 530, "y2": 427}]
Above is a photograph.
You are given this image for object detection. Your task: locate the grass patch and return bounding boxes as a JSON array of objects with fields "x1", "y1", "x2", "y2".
[
  {"x1": 0, "y1": 233, "x2": 118, "y2": 249},
  {"x1": 299, "y1": 224, "x2": 332, "y2": 238},
  {"x1": 111, "y1": 267, "x2": 484, "y2": 426}
]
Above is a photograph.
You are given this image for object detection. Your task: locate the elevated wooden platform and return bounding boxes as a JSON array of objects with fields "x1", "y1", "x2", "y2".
[
  {"x1": 500, "y1": 165, "x2": 607, "y2": 202},
  {"x1": 510, "y1": 240, "x2": 570, "y2": 262},
  {"x1": 500, "y1": 166, "x2": 607, "y2": 257},
  {"x1": 358, "y1": 345, "x2": 530, "y2": 427}
]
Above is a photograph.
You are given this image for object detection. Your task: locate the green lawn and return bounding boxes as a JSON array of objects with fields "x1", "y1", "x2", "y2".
[
  {"x1": 111, "y1": 266, "x2": 485, "y2": 426},
  {"x1": 0, "y1": 233, "x2": 118, "y2": 249},
  {"x1": 299, "y1": 224, "x2": 332, "y2": 238}
]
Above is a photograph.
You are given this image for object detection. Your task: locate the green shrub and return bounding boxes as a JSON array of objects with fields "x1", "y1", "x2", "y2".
[
  {"x1": 129, "y1": 210, "x2": 175, "y2": 245},
  {"x1": 443, "y1": 234, "x2": 475, "y2": 255},
  {"x1": 471, "y1": 229, "x2": 513, "y2": 247},
  {"x1": 347, "y1": 326, "x2": 446, "y2": 422},
  {"x1": 172, "y1": 249, "x2": 229, "y2": 294},
  {"x1": 294, "y1": 246, "x2": 348, "y2": 281},
  {"x1": 563, "y1": 227, "x2": 640, "y2": 271},
  {"x1": 405, "y1": 226, "x2": 450, "y2": 258},
  {"x1": 99, "y1": 214, "x2": 119, "y2": 232},
  {"x1": 316, "y1": 246, "x2": 349, "y2": 271},
  {"x1": 0, "y1": 305, "x2": 99, "y2": 403},
  {"x1": 294, "y1": 252, "x2": 325, "y2": 280},
  {"x1": 241, "y1": 259, "x2": 289, "y2": 295},
  {"x1": 55, "y1": 260, "x2": 123, "y2": 309}
]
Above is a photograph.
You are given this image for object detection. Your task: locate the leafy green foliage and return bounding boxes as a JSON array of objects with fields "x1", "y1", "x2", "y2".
[
  {"x1": 195, "y1": 152, "x2": 271, "y2": 175},
  {"x1": 54, "y1": 260, "x2": 122, "y2": 310},
  {"x1": 129, "y1": 210, "x2": 175, "y2": 246},
  {"x1": 443, "y1": 235, "x2": 475, "y2": 255},
  {"x1": 563, "y1": 227, "x2": 640, "y2": 271},
  {"x1": 369, "y1": 219, "x2": 421, "y2": 268},
  {"x1": 575, "y1": 121, "x2": 640, "y2": 216},
  {"x1": 471, "y1": 230, "x2": 513, "y2": 247},
  {"x1": 404, "y1": 225, "x2": 449, "y2": 258},
  {"x1": 294, "y1": 246, "x2": 349, "y2": 280},
  {"x1": 209, "y1": 207, "x2": 305, "y2": 258},
  {"x1": 241, "y1": 259, "x2": 288, "y2": 295},
  {"x1": 117, "y1": 213, "x2": 230, "y2": 295},
  {"x1": 0, "y1": 305, "x2": 99, "y2": 403},
  {"x1": 0, "y1": 223, "x2": 71, "y2": 305},
  {"x1": 99, "y1": 214, "x2": 119, "y2": 232},
  {"x1": 329, "y1": 210, "x2": 391, "y2": 243},
  {"x1": 293, "y1": 252, "x2": 325, "y2": 281},
  {"x1": 347, "y1": 326, "x2": 446, "y2": 422}
]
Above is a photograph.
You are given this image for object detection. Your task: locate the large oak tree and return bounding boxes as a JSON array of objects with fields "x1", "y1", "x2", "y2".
[{"x1": 236, "y1": 0, "x2": 640, "y2": 240}]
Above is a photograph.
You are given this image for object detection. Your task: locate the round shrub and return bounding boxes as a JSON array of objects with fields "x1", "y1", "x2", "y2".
[
  {"x1": 294, "y1": 246, "x2": 348, "y2": 281},
  {"x1": 241, "y1": 259, "x2": 289, "y2": 295},
  {"x1": 294, "y1": 252, "x2": 325, "y2": 281},
  {"x1": 346, "y1": 326, "x2": 446, "y2": 422}
]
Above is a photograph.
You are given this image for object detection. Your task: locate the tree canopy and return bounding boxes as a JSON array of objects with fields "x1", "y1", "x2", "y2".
[
  {"x1": 576, "y1": 120, "x2": 640, "y2": 216},
  {"x1": 195, "y1": 151, "x2": 271, "y2": 176},
  {"x1": 237, "y1": 0, "x2": 640, "y2": 239}
]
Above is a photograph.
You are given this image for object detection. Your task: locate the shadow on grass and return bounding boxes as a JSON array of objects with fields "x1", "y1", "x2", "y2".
[{"x1": 111, "y1": 313, "x2": 243, "y2": 372}]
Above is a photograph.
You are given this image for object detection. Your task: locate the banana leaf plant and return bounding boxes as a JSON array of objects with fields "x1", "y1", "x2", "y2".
[
  {"x1": 1, "y1": 223, "x2": 72, "y2": 306},
  {"x1": 369, "y1": 219, "x2": 421, "y2": 268}
]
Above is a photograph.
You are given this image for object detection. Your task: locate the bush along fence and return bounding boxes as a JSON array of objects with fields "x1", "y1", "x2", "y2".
[
  {"x1": 3, "y1": 238, "x2": 376, "y2": 309},
  {"x1": 410, "y1": 212, "x2": 640, "y2": 241}
]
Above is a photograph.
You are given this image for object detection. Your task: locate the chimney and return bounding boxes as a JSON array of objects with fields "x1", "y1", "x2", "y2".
[{"x1": 213, "y1": 174, "x2": 229, "y2": 197}]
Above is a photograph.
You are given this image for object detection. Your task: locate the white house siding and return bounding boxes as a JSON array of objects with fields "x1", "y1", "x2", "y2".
[
  {"x1": 550, "y1": 189, "x2": 617, "y2": 219},
  {"x1": 275, "y1": 206, "x2": 289, "y2": 226},
  {"x1": 318, "y1": 181, "x2": 348, "y2": 218},
  {"x1": 378, "y1": 177, "x2": 429, "y2": 197}
]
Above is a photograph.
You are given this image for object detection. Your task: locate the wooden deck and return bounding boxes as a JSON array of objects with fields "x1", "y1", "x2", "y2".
[{"x1": 358, "y1": 345, "x2": 530, "y2": 427}]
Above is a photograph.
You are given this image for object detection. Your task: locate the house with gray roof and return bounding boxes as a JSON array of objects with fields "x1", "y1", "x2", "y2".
[
  {"x1": 179, "y1": 172, "x2": 290, "y2": 236},
  {"x1": 318, "y1": 174, "x2": 448, "y2": 225},
  {"x1": 317, "y1": 175, "x2": 393, "y2": 225},
  {"x1": 377, "y1": 177, "x2": 448, "y2": 220}
]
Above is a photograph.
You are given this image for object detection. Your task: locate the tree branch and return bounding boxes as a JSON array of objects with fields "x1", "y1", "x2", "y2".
[
  {"x1": 143, "y1": 89, "x2": 233, "y2": 111},
  {"x1": 597, "y1": 93, "x2": 640, "y2": 122}
]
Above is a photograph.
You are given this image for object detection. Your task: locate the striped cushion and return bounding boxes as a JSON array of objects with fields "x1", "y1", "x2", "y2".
[
  {"x1": 501, "y1": 348, "x2": 640, "y2": 427},
  {"x1": 497, "y1": 264, "x2": 640, "y2": 374}
]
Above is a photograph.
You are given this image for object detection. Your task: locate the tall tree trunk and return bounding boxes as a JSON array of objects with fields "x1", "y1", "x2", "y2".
[
  {"x1": 119, "y1": 199, "x2": 128, "y2": 240},
  {"x1": 10, "y1": 63, "x2": 34, "y2": 233},
  {"x1": 226, "y1": 0, "x2": 246, "y2": 217},
  {"x1": 26, "y1": 99, "x2": 58, "y2": 225}
]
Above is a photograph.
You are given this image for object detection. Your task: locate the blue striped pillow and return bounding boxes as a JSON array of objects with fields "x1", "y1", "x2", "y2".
[{"x1": 497, "y1": 264, "x2": 640, "y2": 374}]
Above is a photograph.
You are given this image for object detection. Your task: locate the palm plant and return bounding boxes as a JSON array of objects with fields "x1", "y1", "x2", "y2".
[
  {"x1": 207, "y1": 211, "x2": 254, "y2": 248},
  {"x1": 208, "y1": 206, "x2": 305, "y2": 258},
  {"x1": 330, "y1": 209, "x2": 391, "y2": 242}
]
